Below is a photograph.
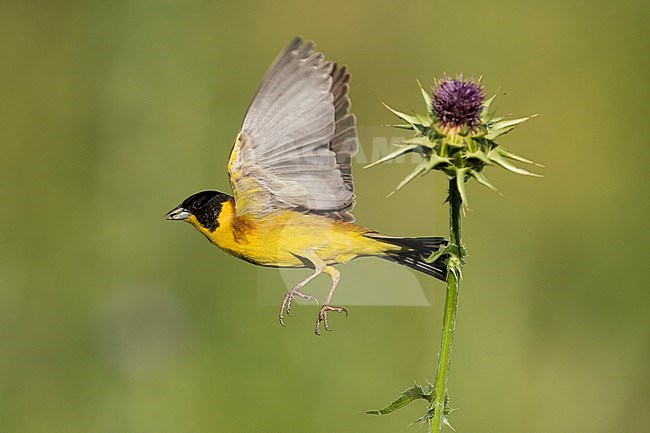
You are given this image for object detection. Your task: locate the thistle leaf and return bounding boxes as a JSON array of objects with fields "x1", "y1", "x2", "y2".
[
  {"x1": 388, "y1": 159, "x2": 428, "y2": 196},
  {"x1": 417, "y1": 79, "x2": 433, "y2": 113},
  {"x1": 483, "y1": 93, "x2": 497, "y2": 111},
  {"x1": 384, "y1": 123, "x2": 417, "y2": 130},
  {"x1": 455, "y1": 169, "x2": 469, "y2": 207},
  {"x1": 425, "y1": 244, "x2": 448, "y2": 263},
  {"x1": 480, "y1": 93, "x2": 498, "y2": 122},
  {"x1": 365, "y1": 383, "x2": 431, "y2": 415},
  {"x1": 364, "y1": 144, "x2": 418, "y2": 168},
  {"x1": 469, "y1": 169, "x2": 501, "y2": 194},
  {"x1": 383, "y1": 103, "x2": 422, "y2": 128},
  {"x1": 487, "y1": 114, "x2": 507, "y2": 125},
  {"x1": 425, "y1": 153, "x2": 451, "y2": 171},
  {"x1": 402, "y1": 136, "x2": 435, "y2": 148},
  {"x1": 489, "y1": 152, "x2": 543, "y2": 177},
  {"x1": 464, "y1": 150, "x2": 490, "y2": 164},
  {"x1": 497, "y1": 147, "x2": 545, "y2": 167},
  {"x1": 415, "y1": 113, "x2": 432, "y2": 127},
  {"x1": 486, "y1": 114, "x2": 538, "y2": 139}
]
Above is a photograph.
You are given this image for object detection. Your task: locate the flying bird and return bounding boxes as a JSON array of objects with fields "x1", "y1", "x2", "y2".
[{"x1": 166, "y1": 37, "x2": 447, "y2": 334}]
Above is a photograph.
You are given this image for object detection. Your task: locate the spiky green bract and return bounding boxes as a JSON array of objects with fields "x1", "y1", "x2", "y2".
[{"x1": 365, "y1": 80, "x2": 541, "y2": 208}]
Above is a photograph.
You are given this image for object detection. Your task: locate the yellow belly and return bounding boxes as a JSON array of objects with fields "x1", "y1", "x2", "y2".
[{"x1": 201, "y1": 208, "x2": 391, "y2": 267}]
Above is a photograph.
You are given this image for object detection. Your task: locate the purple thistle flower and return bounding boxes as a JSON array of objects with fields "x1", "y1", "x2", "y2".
[{"x1": 432, "y1": 75, "x2": 485, "y2": 129}]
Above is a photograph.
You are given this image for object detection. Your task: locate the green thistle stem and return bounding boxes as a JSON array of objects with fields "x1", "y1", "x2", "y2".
[{"x1": 431, "y1": 179, "x2": 464, "y2": 432}]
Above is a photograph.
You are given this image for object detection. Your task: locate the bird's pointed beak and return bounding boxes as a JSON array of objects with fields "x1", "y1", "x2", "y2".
[{"x1": 165, "y1": 206, "x2": 191, "y2": 221}]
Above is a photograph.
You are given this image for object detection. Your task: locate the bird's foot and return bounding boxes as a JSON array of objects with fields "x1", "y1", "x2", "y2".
[
  {"x1": 279, "y1": 289, "x2": 319, "y2": 326},
  {"x1": 314, "y1": 305, "x2": 348, "y2": 335}
]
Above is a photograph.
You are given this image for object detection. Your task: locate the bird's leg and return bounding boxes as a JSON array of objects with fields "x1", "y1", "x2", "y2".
[
  {"x1": 279, "y1": 257, "x2": 323, "y2": 326},
  {"x1": 315, "y1": 266, "x2": 347, "y2": 335}
]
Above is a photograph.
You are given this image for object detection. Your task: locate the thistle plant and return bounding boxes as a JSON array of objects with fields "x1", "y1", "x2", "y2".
[{"x1": 366, "y1": 75, "x2": 541, "y2": 432}]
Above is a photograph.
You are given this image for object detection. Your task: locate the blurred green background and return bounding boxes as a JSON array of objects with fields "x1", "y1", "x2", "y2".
[{"x1": 1, "y1": 0, "x2": 648, "y2": 432}]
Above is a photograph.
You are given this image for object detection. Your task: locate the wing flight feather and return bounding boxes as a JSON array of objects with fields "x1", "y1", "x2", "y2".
[{"x1": 227, "y1": 37, "x2": 358, "y2": 221}]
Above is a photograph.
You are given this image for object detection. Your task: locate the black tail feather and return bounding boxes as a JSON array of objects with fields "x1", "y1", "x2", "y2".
[{"x1": 366, "y1": 234, "x2": 448, "y2": 282}]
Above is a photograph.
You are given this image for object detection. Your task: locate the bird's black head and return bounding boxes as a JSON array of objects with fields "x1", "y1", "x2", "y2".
[{"x1": 166, "y1": 190, "x2": 232, "y2": 231}]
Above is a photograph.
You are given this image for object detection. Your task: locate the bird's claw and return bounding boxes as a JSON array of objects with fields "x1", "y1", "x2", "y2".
[
  {"x1": 314, "y1": 305, "x2": 348, "y2": 335},
  {"x1": 279, "y1": 289, "x2": 319, "y2": 326}
]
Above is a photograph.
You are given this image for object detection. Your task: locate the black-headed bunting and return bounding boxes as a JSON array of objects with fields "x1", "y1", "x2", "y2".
[{"x1": 167, "y1": 37, "x2": 447, "y2": 334}]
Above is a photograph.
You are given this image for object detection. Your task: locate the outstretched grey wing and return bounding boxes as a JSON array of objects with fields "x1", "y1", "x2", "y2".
[{"x1": 227, "y1": 37, "x2": 358, "y2": 221}]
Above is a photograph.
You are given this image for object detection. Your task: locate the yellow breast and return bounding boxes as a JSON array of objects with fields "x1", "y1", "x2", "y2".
[{"x1": 188, "y1": 201, "x2": 390, "y2": 267}]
